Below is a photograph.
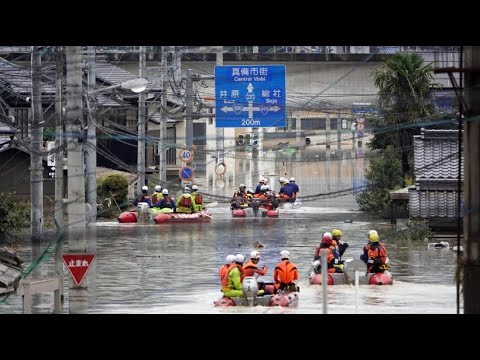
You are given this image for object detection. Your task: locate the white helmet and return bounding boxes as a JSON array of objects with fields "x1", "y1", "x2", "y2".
[
  {"x1": 239, "y1": 184, "x2": 246, "y2": 189},
  {"x1": 235, "y1": 254, "x2": 245, "y2": 263},
  {"x1": 155, "y1": 185, "x2": 162, "y2": 192},
  {"x1": 141, "y1": 185, "x2": 148, "y2": 191},
  {"x1": 265, "y1": 185, "x2": 271, "y2": 191},
  {"x1": 184, "y1": 186, "x2": 191, "y2": 192},
  {"x1": 192, "y1": 185, "x2": 198, "y2": 191},
  {"x1": 260, "y1": 185, "x2": 268, "y2": 191},
  {"x1": 162, "y1": 189, "x2": 169, "y2": 195},
  {"x1": 290, "y1": 177, "x2": 295, "y2": 182},
  {"x1": 226, "y1": 254, "x2": 235, "y2": 263},
  {"x1": 280, "y1": 250, "x2": 290, "y2": 259},
  {"x1": 250, "y1": 250, "x2": 260, "y2": 260},
  {"x1": 279, "y1": 177, "x2": 285, "y2": 183},
  {"x1": 262, "y1": 177, "x2": 268, "y2": 183}
]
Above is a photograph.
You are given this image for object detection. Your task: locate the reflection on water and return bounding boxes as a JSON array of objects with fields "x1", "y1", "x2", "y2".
[{"x1": 0, "y1": 158, "x2": 461, "y2": 314}]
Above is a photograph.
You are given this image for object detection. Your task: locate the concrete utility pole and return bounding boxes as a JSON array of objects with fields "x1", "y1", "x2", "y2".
[
  {"x1": 159, "y1": 46, "x2": 168, "y2": 184},
  {"x1": 54, "y1": 47, "x2": 65, "y2": 313},
  {"x1": 137, "y1": 46, "x2": 146, "y2": 193},
  {"x1": 216, "y1": 46, "x2": 224, "y2": 166},
  {"x1": 30, "y1": 46, "x2": 44, "y2": 242},
  {"x1": 463, "y1": 46, "x2": 480, "y2": 313},
  {"x1": 66, "y1": 46, "x2": 86, "y2": 314},
  {"x1": 185, "y1": 69, "x2": 194, "y2": 149},
  {"x1": 86, "y1": 46, "x2": 97, "y2": 222}
]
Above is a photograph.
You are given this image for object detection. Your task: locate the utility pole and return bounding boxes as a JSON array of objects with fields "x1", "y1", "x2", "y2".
[
  {"x1": 159, "y1": 46, "x2": 167, "y2": 184},
  {"x1": 137, "y1": 46, "x2": 146, "y2": 193},
  {"x1": 86, "y1": 46, "x2": 97, "y2": 222},
  {"x1": 66, "y1": 46, "x2": 86, "y2": 314},
  {"x1": 463, "y1": 46, "x2": 480, "y2": 313},
  {"x1": 185, "y1": 69, "x2": 194, "y2": 149},
  {"x1": 54, "y1": 47, "x2": 65, "y2": 313},
  {"x1": 216, "y1": 46, "x2": 224, "y2": 166},
  {"x1": 31, "y1": 46, "x2": 44, "y2": 242}
]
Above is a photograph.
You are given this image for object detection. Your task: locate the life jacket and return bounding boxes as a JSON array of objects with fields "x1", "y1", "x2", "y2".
[
  {"x1": 243, "y1": 260, "x2": 266, "y2": 277},
  {"x1": 136, "y1": 194, "x2": 150, "y2": 203},
  {"x1": 151, "y1": 192, "x2": 163, "y2": 205},
  {"x1": 274, "y1": 260, "x2": 298, "y2": 285},
  {"x1": 179, "y1": 195, "x2": 193, "y2": 208},
  {"x1": 219, "y1": 264, "x2": 230, "y2": 282},
  {"x1": 313, "y1": 245, "x2": 335, "y2": 265},
  {"x1": 221, "y1": 264, "x2": 245, "y2": 289},
  {"x1": 367, "y1": 243, "x2": 387, "y2": 271},
  {"x1": 193, "y1": 193, "x2": 203, "y2": 205}
]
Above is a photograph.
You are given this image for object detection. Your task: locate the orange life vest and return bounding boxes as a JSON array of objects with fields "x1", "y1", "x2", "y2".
[
  {"x1": 243, "y1": 260, "x2": 266, "y2": 277},
  {"x1": 367, "y1": 243, "x2": 387, "y2": 265},
  {"x1": 219, "y1": 264, "x2": 230, "y2": 283},
  {"x1": 274, "y1": 260, "x2": 298, "y2": 285},
  {"x1": 220, "y1": 264, "x2": 245, "y2": 287}
]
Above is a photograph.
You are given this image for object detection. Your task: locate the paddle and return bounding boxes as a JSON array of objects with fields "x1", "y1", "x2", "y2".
[{"x1": 204, "y1": 201, "x2": 218, "y2": 208}]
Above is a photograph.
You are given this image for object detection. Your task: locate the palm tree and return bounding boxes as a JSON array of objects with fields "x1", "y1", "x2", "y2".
[{"x1": 370, "y1": 52, "x2": 439, "y2": 176}]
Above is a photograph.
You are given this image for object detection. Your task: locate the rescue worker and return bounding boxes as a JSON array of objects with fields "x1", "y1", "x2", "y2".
[
  {"x1": 273, "y1": 250, "x2": 299, "y2": 293},
  {"x1": 221, "y1": 254, "x2": 246, "y2": 298},
  {"x1": 191, "y1": 185, "x2": 204, "y2": 212},
  {"x1": 231, "y1": 184, "x2": 250, "y2": 210},
  {"x1": 312, "y1": 232, "x2": 343, "y2": 273},
  {"x1": 359, "y1": 230, "x2": 378, "y2": 264},
  {"x1": 151, "y1": 185, "x2": 163, "y2": 206},
  {"x1": 360, "y1": 231, "x2": 389, "y2": 274},
  {"x1": 156, "y1": 188, "x2": 176, "y2": 210},
  {"x1": 175, "y1": 186, "x2": 196, "y2": 213},
  {"x1": 254, "y1": 178, "x2": 267, "y2": 195},
  {"x1": 219, "y1": 254, "x2": 235, "y2": 284},
  {"x1": 332, "y1": 228, "x2": 349, "y2": 257},
  {"x1": 278, "y1": 177, "x2": 296, "y2": 202},
  {"x1": 243, "y1": 251, "x2": 268, "y2": 277},
  {"x1": 289, "y1": 177, "x2": 299, "y2": 194},
  {"x1": 244, "y1": 251, "x2": 270, "y2": 295},
  {"x1": 133, "y1": 185, "x2": 152, "y2": 207}
]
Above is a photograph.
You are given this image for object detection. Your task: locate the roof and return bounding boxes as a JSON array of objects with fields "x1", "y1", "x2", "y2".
[
  {"x1": 409, "y1": 188, "x2": 462, "y2": 218},
  {"x1": 94, "y1": 61, "x2": 162, "y2": 92},
  {"x1": 0, "y1": 56, "x2": 55, "y2": 95},
  {"x1": 413, "y1": 129, "x2": 463, "y2": 182}
]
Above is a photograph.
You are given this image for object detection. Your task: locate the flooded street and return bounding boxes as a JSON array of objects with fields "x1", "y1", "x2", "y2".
[{"x1": 0, "y1": 158, "x2": 460, "y2": 314}]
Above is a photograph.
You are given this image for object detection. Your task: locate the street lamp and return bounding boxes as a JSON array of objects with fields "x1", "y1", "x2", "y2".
[{"x1": 85, "y1": 76, "x2": 149, "y2": 223}]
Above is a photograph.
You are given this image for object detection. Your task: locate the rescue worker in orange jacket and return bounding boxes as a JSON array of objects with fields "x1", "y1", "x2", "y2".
[
  {"x1": 273, "y1": 250, "x2": 299, "y2": 293},
  {"x1": 231, "y1": 184, "x2": 250, "y2": 210},
  {"x1": 221, "y1": 254, "x2": 246, "y2": 298},
  {"x1": 360, "y1": 231, "x2": 389, "y2": 273},
  {"x1": 243, "y1": 251, "x2": 268, "y2": 277},
  {"x1": 312, "y1": 232, "x2": 343, "y2": 273},
  {"x1": 219, "y1": 254, "x2": 235, "y2": 283}
]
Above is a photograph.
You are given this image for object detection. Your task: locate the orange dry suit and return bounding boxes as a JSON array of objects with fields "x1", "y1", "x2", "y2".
[{"x1": 243, "y1": 260, "x2": 267, "y2": 277}]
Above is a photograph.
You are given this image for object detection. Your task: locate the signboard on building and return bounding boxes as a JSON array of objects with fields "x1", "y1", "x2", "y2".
[{"x1": 215, "y1": 65, "x2": 286, "y2": 128}]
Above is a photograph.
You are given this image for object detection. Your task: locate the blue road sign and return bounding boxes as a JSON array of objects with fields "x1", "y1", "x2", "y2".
[
  {"x1": 215, "y1": 65, "x2": 286, "y2": 128},
  {"x1": 179, "y1": 166, "x2": 194, "y2": 181}
]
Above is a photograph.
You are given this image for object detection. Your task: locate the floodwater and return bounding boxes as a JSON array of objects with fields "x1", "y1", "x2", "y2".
[{"x1": 0, "y1": 158, "x2": 461, "y2": 314}]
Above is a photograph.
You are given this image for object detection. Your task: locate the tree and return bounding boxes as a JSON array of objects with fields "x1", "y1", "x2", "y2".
[
  {"x1": 370, "y1": 52, "x2": 440, "y2": 176},
  {"x1": 356, "y1": 146, "x2": 404, "y2": 218}
]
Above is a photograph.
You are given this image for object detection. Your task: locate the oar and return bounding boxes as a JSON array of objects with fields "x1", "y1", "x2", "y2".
[{"x1": 204, "y1": 201, "x2": 218, "y2": 208}]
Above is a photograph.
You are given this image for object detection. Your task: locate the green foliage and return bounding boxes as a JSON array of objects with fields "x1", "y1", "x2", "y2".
[
  {"x1": 370, "y1": 52, "x2": 440, "y2": 176},
  {"x1": 97, "y1": 175, "x2": 129, "y2": 218},
  {"x1": 404, "y1": 176, "x2": 415, "y2": 186},
  {"x1": 0, "y1": 193, "x2": 30, "y2": 237},
  {"x1": 356, "y1": 146, "x2": 404, "y2": 218},
  {"x1": 390, "y1": 219, "x2": 433, "y2": 242}
]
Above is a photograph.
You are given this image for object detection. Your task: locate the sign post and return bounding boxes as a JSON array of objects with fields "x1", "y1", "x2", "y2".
[
  {"x1": 215, "y1": 65, "x2": 286, "y2": 128},
  {"x1": 61, "y1": 254, "x2": 96, "y2": 286}
]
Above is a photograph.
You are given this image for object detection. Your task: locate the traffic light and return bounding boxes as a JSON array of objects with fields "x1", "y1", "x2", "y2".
[
  {"x1": 237, "y1": 134, "x2": 245, "y2": 146},
  {"x1": 250, "y1": 133, "x2": 258, "y2": 147}
]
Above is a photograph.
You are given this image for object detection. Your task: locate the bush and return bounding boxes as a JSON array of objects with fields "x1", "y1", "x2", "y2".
[
  {"x1": 391, "y1": 219, "x2": 433, "y2": 242},
  {"x1": 97, "y1": 175, "x2": 129, "y2": 218},
  {"x1": 0, "y1": 193, "x2": 30, "y2": 239},
  {"x1": 356, "y1": 145, "x2": 404, "y2": 218}
]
